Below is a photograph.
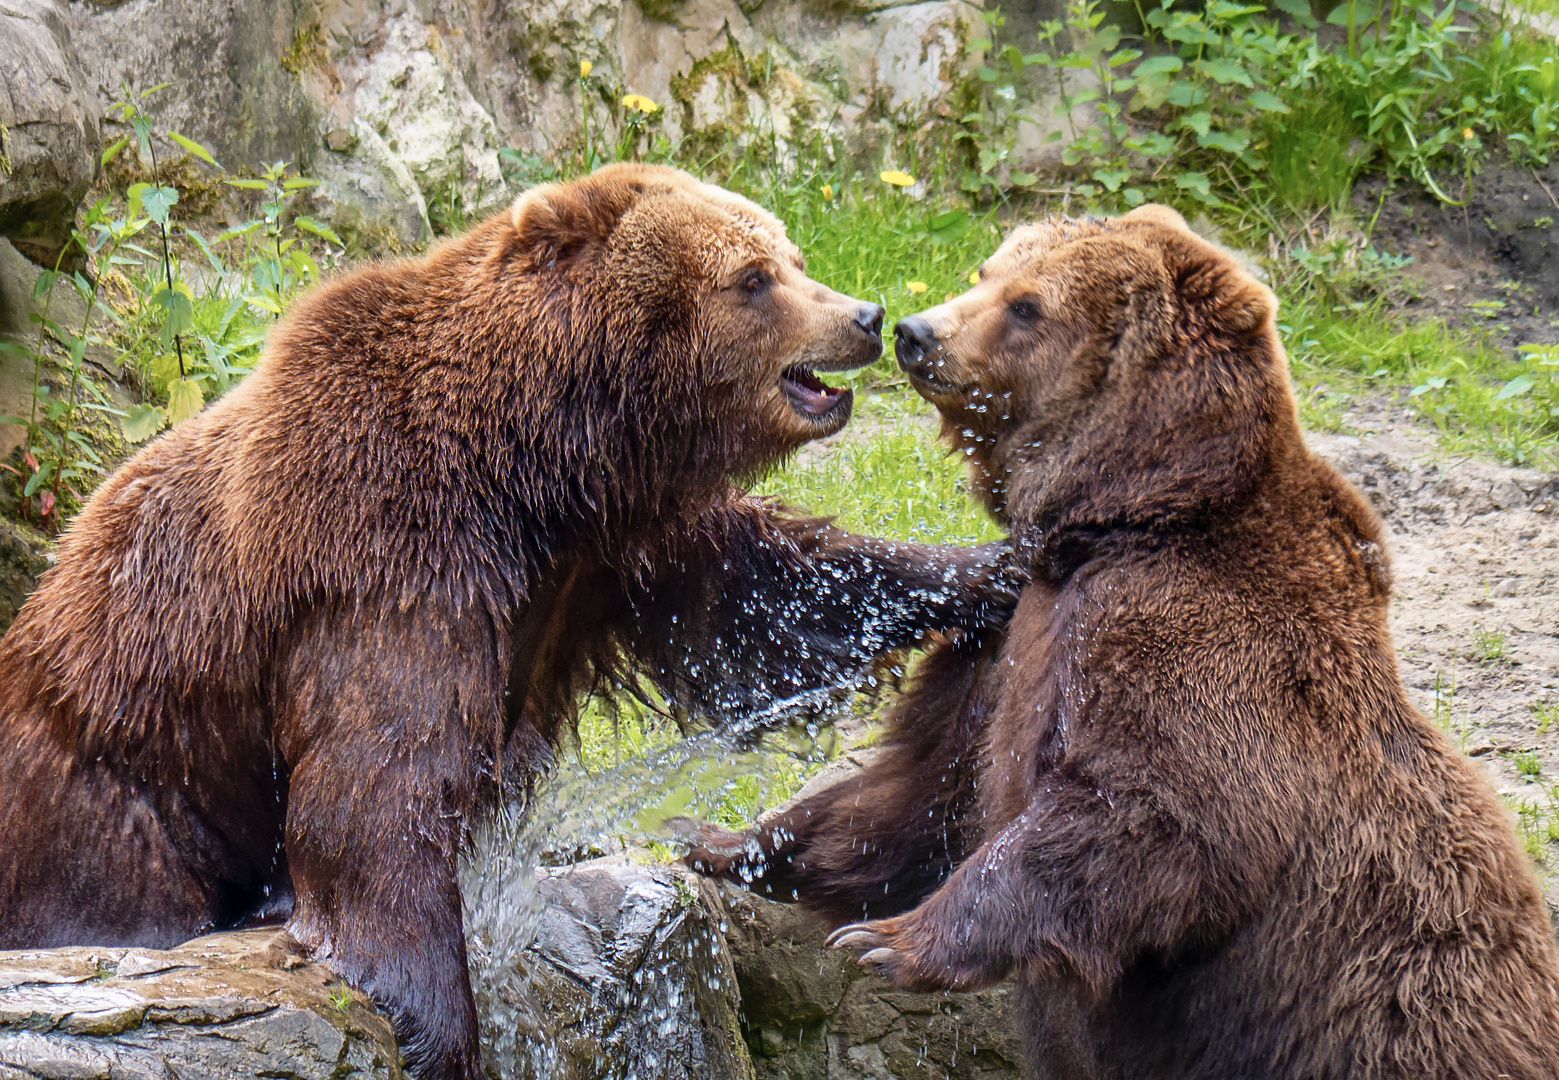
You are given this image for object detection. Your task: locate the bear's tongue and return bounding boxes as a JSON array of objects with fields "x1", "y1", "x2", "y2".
[{"x1": 781, "y1": 364, "x2": 843, "y2": 416}]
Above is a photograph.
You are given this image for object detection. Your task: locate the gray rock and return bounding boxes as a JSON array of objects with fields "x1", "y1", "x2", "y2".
[
  {"x1": 65, "y1": 0, "x2": 317, "y2": 179},
  {"x1": 715, "y1": 885, "x2": 1023, "y2": 1080},
  {"x1": 0, "y1": 928, "x2": 405, "y2": 1079},
  {"x1": 475, "y1": 857, "x2": 754, "y2": 1080},
  {"x1": 61, "y1": 0, "x2": 997, "y2": 249},
  {"x1": 0, "y1": 517, "x2": 47, "y2": 638},
  {"x1": 0, "y1": 0, "x2": 102, "y2": 267}
]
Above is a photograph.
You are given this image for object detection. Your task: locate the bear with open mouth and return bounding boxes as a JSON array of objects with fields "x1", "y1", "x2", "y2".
[
  {"x1": 687, "y1": 204, "x2": 1559, "y2": 1079},
  {"x1": 0, "y1": 164, "x2": 1020, "y2": 1080}
]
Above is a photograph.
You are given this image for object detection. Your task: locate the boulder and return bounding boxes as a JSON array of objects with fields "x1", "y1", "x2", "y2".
[
  {"x1": 0, "y1": 518, "x2": 47, "y2": 639},
  {"x1": 62, "y1": 0, "x2": 993, "y2": 249},
  {"x1": 471, "y1": 856, "x2": 755, "y2": 1080},
  {"x1": 715, "y1": 884, "x2": 1023, "y2": 1080},
  {"x1": 0, "y1": 928, "x2": 404, "y2": 1079},
  {"x1": 0, "y1": 0, "x2": 102, "y2": 267}
]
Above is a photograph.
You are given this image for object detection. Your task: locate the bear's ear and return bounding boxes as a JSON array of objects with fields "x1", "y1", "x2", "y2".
[
  {"x1": 510, "y1": 168, "x2": 658, "y2": 268},
  {"x1": 1119, "y1": 204, "x2": 1192, "y2": 233}
]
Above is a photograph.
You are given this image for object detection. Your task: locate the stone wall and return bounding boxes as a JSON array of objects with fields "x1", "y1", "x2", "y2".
[{"x1": 58, "y1": 0, "x2": 988, "y2": 248}]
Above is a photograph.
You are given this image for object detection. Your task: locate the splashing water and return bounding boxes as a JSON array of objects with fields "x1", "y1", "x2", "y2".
[{"x1": 461, "y1": 699, "x2": 850, "y2": 1078}]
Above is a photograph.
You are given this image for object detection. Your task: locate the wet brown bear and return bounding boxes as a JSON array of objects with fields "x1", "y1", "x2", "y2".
[
  {"x1": 688, "y1": 205, "x2": 1559, "y2": 1078},
  {"x1": 0, "y1": 164, "x2": 1016, "y2": 1080}
]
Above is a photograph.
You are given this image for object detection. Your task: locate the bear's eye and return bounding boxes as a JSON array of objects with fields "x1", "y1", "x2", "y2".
[
  {"x1": 1008, "y1": 298, "x2": 1041, "y2": 322},
  {"x1": 739, "y1": 268, "x2": 772, "y2": 297}
]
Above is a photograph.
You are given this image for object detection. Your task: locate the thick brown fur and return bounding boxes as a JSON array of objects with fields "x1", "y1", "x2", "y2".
[
  {"x1": 0, "y1": 164, "x2": 1017, "y2": 1080},
  {"x1": 688, "y1": 205, "x2": 1559, "y2": 1078}
]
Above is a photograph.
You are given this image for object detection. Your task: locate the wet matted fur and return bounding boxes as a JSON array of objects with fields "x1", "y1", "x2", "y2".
[
  {"x1": 0, "y1": 164, "x2": 1015, "y2": 1080},
  {"x1": 688, "y1": 205, "x2": 1559, "y2": 1079}
]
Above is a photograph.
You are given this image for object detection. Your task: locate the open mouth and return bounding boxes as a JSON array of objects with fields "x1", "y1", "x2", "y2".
[{"x1": 779, "y1": 364, "x2": 852, "y2": 420}]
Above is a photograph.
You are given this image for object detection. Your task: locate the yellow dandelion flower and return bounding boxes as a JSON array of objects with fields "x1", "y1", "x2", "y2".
[
  {"x1": 622, "y1": 93, "x2": 659, "y2": 113},
  {"x1": 907, "y1": 280, "x2": 928, "y2": 294},
  {"x1": 968, "y1": 270, "x2": 980, "y2": 285},
  {"x1": 579, "y1": 60, "x2": 593, "y2": 78},
  {"x1": 820, "y1": 183, "x2": 834, "y2": 201},
  {"x1": 880, "y1": 170, "x2": 915, "y2": 187},
  {"x1": 1462, "y1": 127, "x2": 1474, "y2": 140}
]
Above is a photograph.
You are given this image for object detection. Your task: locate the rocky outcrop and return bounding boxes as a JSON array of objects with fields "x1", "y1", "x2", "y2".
[
  {"x1": 472, "y1": 857, "x2": 755, "y2": 1080},
  {"x1": 715, "y1": 884, "x2": 1022, "y2": 1080},
  {"x1": 0, "y1": 855, "x2": 1021, "y2": 1080},
  {"x1": 0, "y1": 518, "x2": 47, "y2": 639},
  {"x1": 0, "y1": 928, "x2": 404, "y2": 1079},
  {"x1": 0, "y1": 0, "x2": 102, "y2": 267},
  {"x1": 62, "y1": 0, "x2": 986, "y2": 248}
]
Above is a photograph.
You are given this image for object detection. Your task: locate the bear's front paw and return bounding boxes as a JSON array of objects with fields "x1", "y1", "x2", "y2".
[
  {"x1": 827, "y1": 915, "x2": 1005, "y2": 992},
  {"x1": 667, "y1": 817, "x2": 766, "y2": 882},
  {"x1": 961, "y1": 540, "x2": 1027, "y2": 630},
  {"x1": 827, "y1": 920, "x2": 901, "y2": 976},
  {"x1": 825, "y1": 918, "x2": 940, "y2": 989}
]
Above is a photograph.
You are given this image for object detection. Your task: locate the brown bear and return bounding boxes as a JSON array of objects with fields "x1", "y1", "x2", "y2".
[
  {"x1": 686, "y1": 205, "x2": 1559, "y2": 1078},
  {"x1": 0, "y1": 163, "x2": 1018, "y2": 1080}
]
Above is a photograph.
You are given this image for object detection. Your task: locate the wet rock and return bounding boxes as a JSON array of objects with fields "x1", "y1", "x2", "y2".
[
  {"x1": 0, "y1": 928, "x2": 404, "y2": 1079},
  {"x1": 478, "y1": 857, "x2": 754, "y2": 1080},
  {"x1": 0, "y1": 0, "x2": 102, "y2": 267},
  {"x1": 0, "y1": 518, "x2": 48, "y2": 639},
  {"x1": 714, "y1": 885, "x2": 1023, "y2": 1080}
]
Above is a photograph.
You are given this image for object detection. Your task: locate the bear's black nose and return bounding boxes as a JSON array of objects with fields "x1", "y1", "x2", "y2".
[
  {"x1": 855, "y1": 302, "x2": 885, "y2": 338},
  {"x1": 894, "y1": 315, "x2": 934, "y2": 373}
]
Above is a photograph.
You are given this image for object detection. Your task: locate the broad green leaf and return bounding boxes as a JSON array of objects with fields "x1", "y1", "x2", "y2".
[
  {"x1": 141, "y1": 184, "x2": 179, "y2": 225},
  {"x1": 1125, "y1": 132, "x2": 1175, "y2": 157},
  {"x1": 23, "y1": 464, "x2": 53, "y2": 497},
  {"x1": 0, "y1": 415, "x2": 27, "y2": 427},
  {"x1": 1122, "y1": 187, "x2": 1146, "y2": 206},
  {"x1": 294, "y1": 215, "x2": 343, "y2": 247},
  {"x1": 166, "y1": 130, "x2": 220, "y2": 168},
  {"x1": 283, "y1": 176, "x2": 321, "y2": 191},
  {"x1": 1094, "y1": 168, "x2": 1132, "y2": 191},
  {"x1": 224, "y1": 178, "x2": 270, "y2": 190},
  {"x1": 214, "y1": 219, "x2": 265, "y2": 244},
  {"x1": 1166, "y1": 82, "x2": 1207, "y2": 107},
  {"x1": 1272, "y1": 0, "x2": 1319, "y2": 27},
  {"x1": 928, "y1": 209, "x2": 969, "y2": 233},
  {"x1": 101, "y1": 135, "x2": 131, "y2": 166},
  {"x1": 1248, "y1": 90, "x2": 1289, "y2": 113},
  {"x1": 1132, "y1": 55, "x2": 1183, "y2": 77},
  {"x1": 167, "y1": 379, "x2": 205, "y2": 426},
  {"x1": 1009, "y1": 171, "x2": 1037, "y2": 187},
  {"x1": 139, "y1": 81, "x2": 173, "y2": 99},
  {"x1": 1496, "y1": 375, "x2": 1536, "y2": 400},
  {"x1": 1195, "y1": 59, "x2": 1254, "y2": 87},
  {"x1": 1198, "y1": 130, "x2": 1249, "y2": 153},
  {"x1": 120, "y1": 404, "x2": 166, "y2": 443},
  {"x1": 32, "y1": 269, "x2": 58, "y2": 300},
  {"x1": 1178, "y1": 111, "x2": 1213, "y2": 137},
  {"x1": 976, "y1": 65, "x2": 998, "y2": 82},
  {"x1": 1175, "y1": 171, "x2": 1214, "y2": 198},
  {"x1": 153, "y1": 286, "x2": 195, "y2": 342},
  {"x1": 131, "y1": 115, "x2": 152, "y2": 162}
]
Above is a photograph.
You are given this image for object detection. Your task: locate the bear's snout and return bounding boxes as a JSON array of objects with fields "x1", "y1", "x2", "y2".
[{"x1": 894, "y1": 315, "x2": 949, "y2": 387}]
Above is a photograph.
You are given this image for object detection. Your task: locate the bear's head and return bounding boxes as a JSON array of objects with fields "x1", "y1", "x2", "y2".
[
  {"x1": 505, "y1": 164, "x2": 884, "y2": 478},
  {"x1": 893, "y1": 205, "x2": 1301, "y2": 545}
]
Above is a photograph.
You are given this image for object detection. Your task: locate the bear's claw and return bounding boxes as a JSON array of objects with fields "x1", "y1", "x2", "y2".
[
  {"x1": 859, "y1": 947, "x2": 899, "y2": 972},
  {"x1": 825, "y1": 923, "x2": 888, "y2": 950}
]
